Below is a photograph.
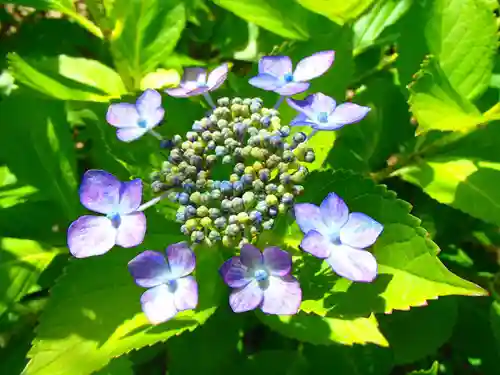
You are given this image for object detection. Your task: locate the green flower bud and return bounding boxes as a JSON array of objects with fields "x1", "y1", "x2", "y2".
[
  {"x1": 191, "y1": 230, "x2": 205, "y2": 243},
  {"x1": 214, "y1": 217, "x2": 227, "y2": 229},
  {"x1": 242, "y1": 191, "x2": 255, "y2": 208},
  {"x1": 222, "y1": 155, "x2": 233, "y2": 164},
  {"x1": 200, "y1": 217, "x2": 212, "y2": 228},
  {"x1": 252, "y1": 180, "x2": 265, "y2": 192},
  {"x1": 222, "y1": 235, "x2": 233, "y2": 247},
  {"x1": 190, "y1": 191, "x2": 202, "y2": 205},
  {"x1": 265, "y1": 194, "x2": 278, "y2": 206},
  {"x1": 217, "y1": 119, "x2": 229, "y2": 129},
  {"x1": 226, "y1": 223, "x2": 241, "y2": 237},
  {"x1": 253, "y1": 161, "x2": 264, "y2": 171},
  {"x1": 211, "y1": 189, "x2": 222, "y2": 200},
  {"x1": 197, "y1": 205, "x2": 209, "y2": 217},
  {"x1": 231, "y1": 97, "x2": 242, "y2": 105},
  {"x1": 209, "y1": 208, "x2": 221, "y2": 219},
  {"x1": 181, "y1": 141, "x2": 193, "y2": 150},
  {"x1": 209, "y1": 230, "x2": 221, "y2": 241},
  {"x1": 232, "y1": 197, "x2": 244, "y2": 212},
  {"x1": 193, "y1": 142, "x2": 204, "y2": 154},
  {"x1": 276, "y1": 184, "x2": 286, "y2": 196},
  {"x1": 238, "y1": 238, "x2": 250, "y2": 248},
  {"x1": 230, "y1": 173, "x2": 240, "y2": 183},
  {"x1": 172, "y1": 134, "x2": 183, "y2": 145},
  {"x1": 221, "y1": 199, "x2": 232, "y2": 211},
  {"x1": 206, "y1": 154, "x2": 217, "y2": 167},
  {"x1": 305, "y1": 150, "x2": 315, "y2": 163},
  {"x1": 265, "y1": 184, "x2": 278, "y2": 194},
  {"x1": 228, "y1": 215, "x2": 238, "y2": 224},
  {"x1": 212, "y1": 131, "x2": 223, "y2": 143},
  {"x1": 266, "y1": 155, "x2": 281, "y2": 168},
  {"x1": 237, "y1": 212, "x2": 250, "y2": 224},
  {"x1": 262, "y1": 219, "x2": 274, "y2": 230},
  {"x1": 241, "y1": 146, "x2": 252, "y2": 158},
  {"x1": 250, "y1": 226, "x2": 260, "y2": 236},
  {"x1": 200, "y1": 192, "x2": 211, "y2": 205},
  {"x1": 185, "y1": 218, "x2": 199, "y2": 231},
  {"x1": 218, "y1": 97, "x2": 230, "y2": 106}
]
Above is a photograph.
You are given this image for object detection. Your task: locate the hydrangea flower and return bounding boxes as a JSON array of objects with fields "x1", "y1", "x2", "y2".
[
  {"x1": 287, "y1": 92, "x2": 371, "y2": 131},
  {"x1": 294, "y1": 193, "x2": 383, "y2": 282},
  {"x1": 128, "y1": 242, "x2": 198, "y2": 324},
  {"x1": 165, "y1": 64, "x2": 229, "y2": 98},
  {"x1": 106, "y1": 89, "x2": 165, "y2": 142},
  {"x1": 248, "y1": 51, "x2": 335, "y2": 96},
  {"x1": 220, "y1": 244, "x2": 302, "y2": 314},
  {"x1": 67, "y1": 170, "x2": 146, "y2": 258}
]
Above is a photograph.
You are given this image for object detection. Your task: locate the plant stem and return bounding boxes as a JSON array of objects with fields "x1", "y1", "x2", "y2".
[
  {"x1": 274, "y1": 96, "x2": 285, "y2": 109},
  {"x1": 137, "y1": 192, "x2": 170, "y2": 212},
  {"x1": 203, "y1": 92, "x2": 216, "y2": 109}
]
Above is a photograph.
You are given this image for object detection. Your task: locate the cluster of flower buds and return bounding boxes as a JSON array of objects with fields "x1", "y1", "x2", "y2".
[
  {"x1": 149, "y1": 96, "x2": 315, "y2": 247},
  {"x1": 67, "y1": 51, "x2": 383, "y2": 326}
]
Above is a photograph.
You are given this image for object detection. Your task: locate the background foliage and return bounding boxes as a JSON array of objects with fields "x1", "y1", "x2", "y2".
[{"x1": 0, "y1": 0, "x2": 500, "y2": 374}]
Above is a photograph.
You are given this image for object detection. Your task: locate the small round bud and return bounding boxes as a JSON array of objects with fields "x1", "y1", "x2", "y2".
[
  {"x1": 185, "y1": 205, "x2": 197, "y2": 218},
  {"x1": 293, "y1": 185, "x2": 304, "y2": 195},
  {"x1": 209, "y1": 208, "x2": 221, "y2": 219},
  {"x1": 293, "y1": 132, "x2": 307, "y2": 144},
  {"x1": 217, "y1": 97, "x2": 230, "y2": 106},
  {"x1": 193, "y1": 142, "x2": 204, "y2": 154},
  {"x1": 220, "y1": 181, "x2": 233, "y2": 195},
  {"x1": 210, "y1": 189, "x2": 222, "y2": 201},
  {"x1": 201, "y1": 131, "x2": 212, "y2": 141},
  {"x1": 196, "y1": 179, "x2": 207, "y2": 189},
  {"x1": 260, "y1": 116, "x2": 271, "y2": 128},
  {"x1": 305, "y1": 150, "x2": 315, "y2": 163},
  {"x1": 172, "y1": 134, "x2": 183, "y2": 145},
  {"x1": 214, "y1": 217, "x2": 227, "y2": 229},
  {"x1": 186, "y1": 131, "x2": 198, "y2": 142},
  {"x1": 180, "y1": 225, "x2": 190, "y2": 235},
  {"x1": 280, "y1": 173, "x2": 291, "y2": 185},
  {"x1": 280, "y1": 125, "x2": 291, "y2": 137},
  {"x1": 249, "y1": 210, "x2": 263, "y2": 224},
  {"x1": 232, "y1": 97, "x2": 242, "y2": 105},
  {"x1": 206, "y1": 154, "x2": 217, "y2": 167},
  {"x1": 242, "y1": 191, "x2": 255, "y2": 208},
  {"x1": 150, "y1": 171, "x2": 161, "y2": 182},
  {"x1": 265, "y1": 184, "x2": 278, "y2": 194},
  {"x1": 212, "y1": 131, "x2": 223, "y2": 143},
  {"x1": 226, "y1": 223, "x2": 241, "y2": 237},
  {"x1": 197, "y1": 206, "x2": 209, "y2": 217},
  {"x1": 201, "y1": 192, "x2": 211, "y2": 205},
  {"x1": 233, "y1": 181, "x2": 244, "y2": 195},
  {"x1": 221, "y1": 199, "x2": 232, "y2": 212},
  {"x1": 247, "y1": 126, "x2": 258, "y2": 136},
  {"x1": 200, "y1": 217, "x2": 212, "y2": 228},
  {"x1": 276, "y1": 184, "x2": 286, "y2": 196},
  {"x1": 168, "y1": 192, "x2": 179, "y2": 202},
  {"x1": 228, "y1": 215, "x2": 238, "y2": 224},
  {"x1": 268, "y1": 207, "x2": 278, "y2": 217},
  {"x1": 191, "y1": 231, "x2": 205, "y2": 243},
  {"x1": 185, "y1": 218, "x2": 199, "y2": 231},
  {"x1": 241, "y1": 174, "x2": 254, "y2": 185},
  {"x1": 239, "y1": 238, "x2": 250, "y2": 248},
  {"x1": 215, "y1": 145, "x2": 226, "y2": 157},
  {"x1": 206, "y1": 140, "x2": 216, "y2": 151},
  {"x1": 232, "y1": 197, "x2": 244, "y2": 212},
  {"x1": 222, "y1": 155, "x2": 233, "y2": 164},
  {"x1": 190, "y1": 191, "x2": 202, "y2": 205},
  {"x1": 175, "y1": 208, "x2": 186, "y2": 223},
  {"x1": 217, "y1": 119, "x2": 229, "y2": 129},
  {"x1": 236, "y1": 212, "x2": 249, "y2": 224},
  {"x1": 266, "y1": 155, "x2": 281, "y2": 168},
  {"x1": 191, "y1": 122, "x2": 203, "y2": 132},
  {"x1": 250, "y1": 103, "x2": 261, "y2": 113},
  {"x1": 241, "y1": 146, "x2": 252, "y2": 158},
  {"x1": 256, "y1": 200, "x2": 268, "y2": 213},
  {"x1": 181, "y1": 141, "x2": 193, "y2": 150},
  {"x1": 252, "y1": 180, "x2": 265, "y2": 191},
  {"x1": 265, "y1": 194, "x2": 278, "y2": 206},
  {"x1": 262, "y1": 219, "x2": 274, "y2": 230},
  {"x1": 250, "y1": 226, "x2": 260, "y2": 236},
  {"x1": 231, "y1": 175, "x2": 240, "y2": 184},
  {"x1": 234, "y1": 163, "x2": 245, "y2": 175},
  {"x1": 178, "y1": 192, "x2": 190, "y2": 205},
  {"x1": 258, "y1": 169, "x2": 270, "y2": 182},
  {"x1": 209, "y1": 230, "x2": 221, "y2": 242},
  {"x1": 282, "y1": 150, "x2": 295, "y2": 163},
  {"x1": 278, "y1": 203, "x2": 287, "y2": 214},
  {"x1": 222, "y1": 235, "x2": 232, "y2": 247},
  {"x1": 151, "y1": 181, "x2": 166, "y2": 193}
]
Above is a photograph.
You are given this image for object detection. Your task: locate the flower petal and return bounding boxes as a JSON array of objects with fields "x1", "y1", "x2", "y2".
[
  {"x1": 229, "y1": 280, "x2": 263, "y2": 313},
  {"x1": 248, "y1": 74, "x2": 281, "y2": 91},
  {"x1": 116, "y1": 127, "x2": 149, "y2": 142},
  {"x1": 290, "y1": 112, "x2": 316, "y2": 127},
  {"x1": 141, "y1": 284, "x2": 178, "y2": 324},
  {"x1": 261, "y1": 275, "x2": 302, "y2": 315},
  {"x1": 275, "y1": 82, "x2": 310, "y2": 96},
  {"x1": 118, "y1": 179, "x2": 142, "y2": 214},
  {"x1": 258, "y1": 56, "x2": 292, "y2": 77},
  {"x1": 67, "y1": 215, "x2": 116, "y2": 258},
  {"x1": 136, "y1": 89, "x2": 162, "y2": 115},
  {"x1": 106, "y1": 103, "x2": 139, "y2": 128},
  {"x1": 207, "y1": 63, "x2": 229, "y2": 91},
  {"x1": 326, "y1": 244, "x2": 378, "y2": 282},
  {"x1": 263, "y1": 247, "x2": 291, "y2": 276},
  {"x1": 220, "y1": 257, "x2": 251, "y2": 288},
  {"x1": 115, "y1": 212, "x2": 146, "y2": 248},
  {"x1": 79, "y1": 170, "x2": 120, "y2": 214},
  {"x1": 181, "y1": 67, "x2": 207, "y2": 90},
  {"x1": 165, "y1": 87, "x2": 193, "y2": 98},
  {"x1": 310, "y1": 92, "x2": 336, "y2": 114},
  {"x1": 240, "y1": 244, "x2": 263, "y2": 269},
  {"x1": 166, "y1": 242, "x2": 196, "y2": 279},
  {"x1": 286, "y1": 96, "x2": 315, "y2": 118},
  {"x1": 173, "y1": 276, "x2": 198, "y2": 311},
  {"x1": 320, "y1": 192, "x2": 349, "y2": 230},
  {"x1": 340, "y1": 212, "x2": 383, "y2": 249},
  {"x1": 299, "y1": 230, "x2": 331, "y2": 259},
  {"x1": 128, "y1": 250, "x2": 169, "y2": 288},
  {"x1": 293, "y1": 51, "x2": 335, "y2": 82},
  {"x1": 293, "y1": 203, "x2": 328, "y2": 235},
  {"x1": 325, "y1": 103, "x2": 371, "y2": 129}
]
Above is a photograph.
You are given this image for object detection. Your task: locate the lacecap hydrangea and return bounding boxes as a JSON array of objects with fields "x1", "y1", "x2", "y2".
[{"x1": 67, "y1": 51, "x2": 383, "y2": 324}]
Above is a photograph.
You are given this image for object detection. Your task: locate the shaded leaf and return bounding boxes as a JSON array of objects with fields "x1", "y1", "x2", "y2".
[
  {"x1": 23, "y1": 235, "x2": 223, "y2": 375},
  {"x1": 408, "y1": 361, "x2": 439, "y2": 375},
  {"x1": 296, "y1": 0, "x2": 375, "y2": 25}
]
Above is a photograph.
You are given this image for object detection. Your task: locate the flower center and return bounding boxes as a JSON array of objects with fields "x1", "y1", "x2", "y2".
[
  {"x1": 166, "y1": 279, "x2": 178, "y2": 293},
  {"x1": 106, "y1": 212, "x2": 121, "y2": 228},
  {"x1": 317, "y1": 112, "x2": 329, "y2": 123},
  {"x1": 137, "y1": 119, "x2": 148, "y2": 128},
  {"x1": 329, "y1": 232, "x2": 341, "y2": 245},
  {"x1": 254, "y1": 268, "x2": 269, "y2": 281},
  {"x1": 283, "y1": 73, "x2": 294, "y2": 83}
]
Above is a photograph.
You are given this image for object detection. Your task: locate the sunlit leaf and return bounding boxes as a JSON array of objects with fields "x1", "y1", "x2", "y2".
[{"x1": 296, "y1": 0, "x2": 375, "y2": 25}]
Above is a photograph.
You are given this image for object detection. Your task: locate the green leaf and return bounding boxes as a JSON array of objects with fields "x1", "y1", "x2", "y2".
[
  {"x1": 395, "y1": 122, "x2": 500, "y2": 227},
  {"x1": 23, "y1": 235, "x2": 223, "y2": 375},
  {"x1": 408, "y1": 57, "x2": 484, "y2": 133},
  {"x1": 0, "y1": 95, "x2": 78, "y2": 220},
  {"x1": 240, "y1": 350, "x2": 309, "y2": 375},
  {"x1": 211, "y1": 0, "x2": 310, "y2": 40},
  {"x1": 109, "y1": 0, "x2": 187, "y2": 89},
  {"x1": 94, "y1": 357, "x2": 134, "y2": 375},
  {"x1": 296, "y1": 0, "x2": 375, "y2": 25},
  {"x1": 408, "y1": 361, "x2": 439, "y2": 375},
  {"x1": 0, "y1": 0, "x2": 103, "y2": 38},
  {"x1": 490, "y1": 300, "x2": 500, "y2": 356},
  {"x1": 353, "y1": 0, "x2": 412, "y2": 55},
  {"x1": 278, "y1": 171, "x2": 486, "y2": 320},
  {"x1": 257, "y1": 311, "x2": 388, "y2": 346},
  {"x1": 8, "y1": 54, "x2": 126, "y2": 102},
  {"x1": 0, "y1": 238, "x2": 63, "y2": 318},
  {"x1": 379, "y1": 298, "x2": 457, "y2": 364}
]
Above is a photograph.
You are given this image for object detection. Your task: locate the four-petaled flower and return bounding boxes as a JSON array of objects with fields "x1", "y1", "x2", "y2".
[
  {"x1": 166, "y1": 64, "x2": 229, "y2": 98},
  {"x1": 128, "y1": 242, "x2": 198, "y2": 324},
  {"x1": 294, "y1": 193, "x2": 383, "y2": 282},
  {"x1": 106, "y1": 89, "x2": 165, "y2": 142},
  {"x1": 220, "y1": 244, "x2": 302, "y2": 314},
  {"x1": 287, "y1": 92, "x2": 371, "y2": 131},
  {"x1": 67, "y1": 170, "x2": 146, "y2": 258},
  {"x1": 248, "y1": 51, "x2": 335, "y2": 96}
]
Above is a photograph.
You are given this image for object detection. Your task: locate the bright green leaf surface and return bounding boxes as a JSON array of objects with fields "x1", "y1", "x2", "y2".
[
  {"x1": 258, "y1": 311, "x2": 388, "y2": 346},
  {"x1": 379, "y1": 298, "x2": 458, "y2": 364},
  {"x1": 0, "y1": 95, "x2": 78, "y2": 220},
  {"x1": 296, "y1": 0, "x2": 375, "y2": 25},
  {"x1": 211, "y1": 0, "x2": 310, "y2": 40},
  {"x1": 408, "y1": 361, "x2": 439, "y2": 375},
  {"x1": 109, "y1": 0, "x2": 187, "y2": 89},
  {"x1": 94, "y1": 357, "x2": 134, "y2": 375},
  {"x1": 0, "y1": 238, "x2": 63, "y2": 318},
  {"x1": 23, "y1": 235, "x2": 223, "y2": 375},
  {"x1": 353, "y1": 0, "x2": 412, "y2": 55},
  {"x1": 8, "y1": 54, "x2": 125, "y2": 102},
  {"x1": 408, "y1": 57, "x2": 484, "y2": 133},
  {"x1": 396, "y1": 121, "x2": 500, "y2": 227}
]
